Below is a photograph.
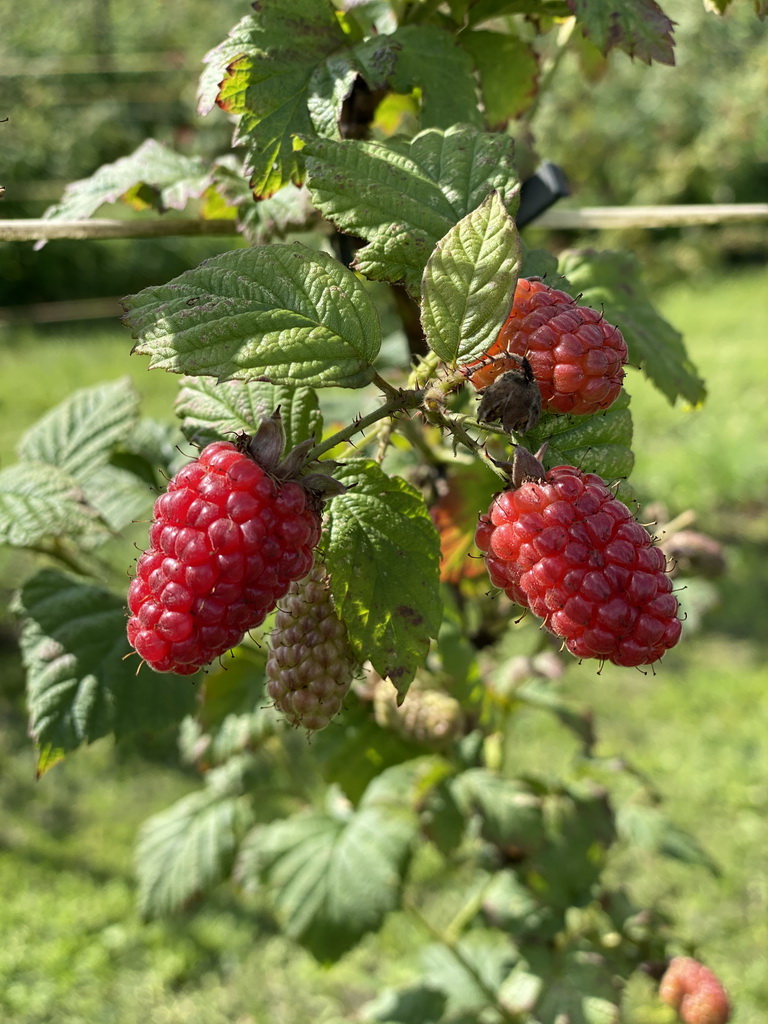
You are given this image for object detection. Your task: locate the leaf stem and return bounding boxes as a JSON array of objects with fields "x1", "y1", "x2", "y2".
[
  {"x1": 403, "y1": 896, "x2": 524, "y2": 1024},
  {"x1": 304, "y1": 389, "x2": 423, "y2": 462}
]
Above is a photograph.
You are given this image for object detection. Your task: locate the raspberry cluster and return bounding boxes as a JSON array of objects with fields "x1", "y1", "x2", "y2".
[
  {"x1": 127, "y1": 434, "x2": 322, "y2": 675},
  {"x1": 475, "y1": 450, "x2": 681, "y2": 667},
  {"x1": 266, "y1": 563, "x2": 355, "y2": 731},
  {"x1": 659, "y1": 956, "x2": 731, "y2": 1024},
  {"x1": 467, "y1": 277, "x2": 628, "y2": 416}
]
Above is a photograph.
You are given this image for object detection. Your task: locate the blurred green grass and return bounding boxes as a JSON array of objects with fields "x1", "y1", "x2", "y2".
[
  {"x1": 627, "y1": 266, "x2": 768, "y2": 514},
  {"x1": 1, "y1": 266, "x2": 767, "y2": 1022},
  {"x1": 0, "y1": 322, "x2": 179, "y2": 462}
]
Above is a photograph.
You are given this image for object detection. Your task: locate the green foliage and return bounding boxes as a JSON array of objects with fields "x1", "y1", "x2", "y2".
[
  {"x1": 324, "y1": 461, "x2": 442, "y2": 694},
  {"x1": 175, "y1": 377, "x2": 322, "y2": 450},
  {"x1": 123, "y1": 245, "x2": 382, "y2": 388},
  {"x1": 237, "y1": 766, "x2": 420, "y2": 960},
  {"x1": 302, "y1": 126, "x2": 519, "y2": 293},
  {"x1": 15, "y1": 569, "x2": 196, "y2": 773},
  {"x1": 559, "y1": 250, "x2": 706, "y2": 406},
  {"x1": 566, "y1": 0, "x2": 676, "y2": 65},
  {"x1": 524, "y1": 389, "x2": 635, "y2": 482},
  {"x1": 8, "y1": 1, "x2": 762, "y2": 1020},
  {"x1": 0, "y1": 464, "x2": 103, "y2": 549},
  {"x1": 37, "y1": 140, "x2": 212, "y2": 228},
  {"x1": 421, "y1": 192, "x2": 521, "y2": 366},
  {"x1": 137, "y1": 757, "x2": 256, "y2": 917}
]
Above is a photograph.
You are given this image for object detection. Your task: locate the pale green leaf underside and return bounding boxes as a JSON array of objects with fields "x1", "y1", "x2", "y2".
[
  {"x1": 421, "y1": 191, "x2": 520, "y2": 365},
  {"x1": 16, "y1": 570, "x2": 196, "y2": 767},
  {"x1": 38, "y1": 139, "x2": 210, "y2": 246},
  {"x1": 175, "y1": 376, "x2": 321, "y2": 451},
  {"x1": 137, "y1": 785, "x2": 250, "y2": 917},
  {"x1": 123, "y1": 244, "x2": 381, "y2": 389},
  {"x1": 302, "y1": 125, "x2": 520, "y2": 294},
  {"x1": 239, "y1": 801, "x2": 417, "y2": 959},
  {"x1": 0, "y1": 464, "x2": 100, "y2": 548},
  {"x1": 17, "y1": 377, "x2": 140, "y2": 480},
  {"x1": 324, "y1": 461, "x2": 442, "y2": 695}
]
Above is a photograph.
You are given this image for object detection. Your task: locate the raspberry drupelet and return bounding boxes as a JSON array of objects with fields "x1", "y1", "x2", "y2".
[
  {"x1": 475, "y1": 447, "x2": 682, "y2": 667},
  {"x1": 127, "y1": 416, "x2": 331, "y2": 675},
  {"x1": 466, "y1": 277, "x2": 628, "y2": 416}
]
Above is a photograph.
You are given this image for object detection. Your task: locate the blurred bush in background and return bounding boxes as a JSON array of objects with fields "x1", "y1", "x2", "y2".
[
  {"x1": 530, "y1": 0, "x2": 768, "y2": 282},
  {"x1": 2, "y1": 0, "x2": 766, "y2": 307},
  {"x1": 0, "y1": 0, "x2": 243, "y2": 306}
]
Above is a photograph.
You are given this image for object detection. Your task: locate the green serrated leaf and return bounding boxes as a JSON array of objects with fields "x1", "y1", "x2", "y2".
[
  {"x1": 523, "y1": 389, "x2": 635, "y2": 482},
  {"x1": 422, "y1": 928, "x2": 518, "y2": 1014},
  {"x1": 361, "y1": 984, "x2": 447, "y2": 1024},
  {"x1": 421, "y1": 191, "x2": 520, "y2": 365},
  {"x1": 18, "y1": 378, "x2": 140, "y2": 481},
  {"x1": 452, "y1": 768, "x2": 546, "y2": 854},
  {"x1": 617, "y1": 804, "x2": 720, "y2": 875},
  {"x1": 237, "y1": 798, "x2": 418, "y2": 959},
  {"x1": 137, "y1": 763, "x2": 254, "y2": 917},
  {"x1": 79, "y1": 464, "x2": 155, "y2": 533},
  {"x1": 324, "y1": 461, "x2": 442, "y2": 695},
  {"x1": 387, "y1": 25, "x2": 482, "y2": 129},
  {"x1": 38, "y1": 139, "x2": 210, "y2": 230},
  {"x1": 558, "y1": 250, "x2": 705, "y2": 406},
  {"x1": 303, "y1": 125, "x2": 519, "y2": 293},
  {"x1": 123, "y1": 244, "x2": 381, "y2": 389},
  {"x1": 311, "y1": 700, "x2": 429, "y2": 804},
  {"x1": 175, "y1": 376, "x2": 321, "y2": 451},
  {"x1": 208, "y1": 166, "x2": 321, "y2": 244},
  {"x1": 532, "y1": 787, "x2": 617, "y2": 908},
  {"x1": 0, "y1": 464, "x2": 102, "y2": 548},
  {"x1": 14, "y1": 569, "x2": 197, "y2": 770},
  {"x1": 566, "y1": 0, "x2": 676, "y2": 65},
  {"x1": 460, "y1": 30, "x2": 540, "y2": 126},
  {"x1": 203, "y1": 0, "x2": 349, "y2": 196},
  {"x1": 520, "y1": 947, "x2": 621, "y2": 1024}
]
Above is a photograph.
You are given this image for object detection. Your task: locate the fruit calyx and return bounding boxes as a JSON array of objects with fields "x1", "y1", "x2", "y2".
[{"x1": 238, "y1": 410, "x2": 347, "y2": 508}]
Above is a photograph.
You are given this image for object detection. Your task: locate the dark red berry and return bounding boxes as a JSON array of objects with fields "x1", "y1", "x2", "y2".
[
  {"x1": 127, "y1": 435, "x2": 323, "y2": 675},
  {"x1": 475, "y1": 455, "x2": 681, "y2": 667},
  {"x1": 465, "y1": 277, "x2": 628, "y2": 415}
]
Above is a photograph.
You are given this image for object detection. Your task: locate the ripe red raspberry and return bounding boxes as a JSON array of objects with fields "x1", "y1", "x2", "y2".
[
  {"x1": 127, "y1": 422, "x2": 324, "y2": 675},
  {"x1": 466, "y1": 277, "x2": 627, "y2": 415},
  {"x1": 659, "y1": 956, "x2": 731, "y2": 1024},
  {"x1": 266, "y1": 563, "x2": 355, "y2": 731},
  {"x1": 475, "y1": 448, "x2": 681, "y2": 667}
]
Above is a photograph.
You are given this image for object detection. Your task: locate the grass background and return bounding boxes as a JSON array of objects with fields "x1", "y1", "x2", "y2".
[{"x1": 1, "y1": 265, "x2": 767, "y2": 1022}]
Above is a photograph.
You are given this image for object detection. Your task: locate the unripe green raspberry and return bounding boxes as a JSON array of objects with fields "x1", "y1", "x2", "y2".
[
  {"x1": 266, "y1": 564, "x2": 355, "y2": 731},
  {"x1": 374, "y1": 681, "x2": 464, "y2": 745}
]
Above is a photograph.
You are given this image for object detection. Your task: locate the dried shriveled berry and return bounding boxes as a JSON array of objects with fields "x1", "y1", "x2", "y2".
[
  {"x1": 475, "y1": 449, "x2": 681, "y2": 667},
  {"x1": 266, "y1": 563, "x2": 355, "y2": 731},
  {"x1": 476, "y1": 354, "x2": 542, "y2": 435},
  {"x1": 466, "y1": 277, "x2": 628, "y2": 416},
  {"x1": 127, "y1": 425, "x2": 324, "y2": 675}
]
